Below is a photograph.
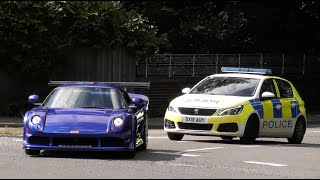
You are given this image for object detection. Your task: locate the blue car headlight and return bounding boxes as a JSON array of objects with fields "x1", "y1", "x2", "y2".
[
  {"x1": 218, "y1": 105, "x2": 243, "y2": 116},
  {"x1": 31, "y1": 115, "x2": 41, "y2": 125},
  {"x1": 113, "y1": 117, "x2": 124, "y2": 127}
]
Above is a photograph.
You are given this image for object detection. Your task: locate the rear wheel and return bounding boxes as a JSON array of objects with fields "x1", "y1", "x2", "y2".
[
  {"x1": 138, "y1": 113, "x2": 148, "y2": 150},
  {"x1": 25, "y1": 149, "x2": 40, "y2": 156},
  {"x1": 167, "y1": 133, "x2": 184, "y2": 141},
  {"x1": 288, "y1": 117, "x2": 306, "y2": 144},
  {"x1": 240, "y1": 115, "x2": 259, "y2": 144}
]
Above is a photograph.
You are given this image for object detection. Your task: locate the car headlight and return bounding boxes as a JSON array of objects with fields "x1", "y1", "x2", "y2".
[
  {"x1": 218, "y1": 105, "x2": 243, "y2": 116},
  {"x1": 113, "y1": 117, "x2": 124, "y2": 127},
  {"x1": 167, "y1": 105, "x2": 177, "y2": 113},
  {"x1": 31, "y1": 115, "x2": 41, "y2": 125}
]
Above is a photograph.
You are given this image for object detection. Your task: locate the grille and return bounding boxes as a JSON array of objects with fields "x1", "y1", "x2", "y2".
[
  {"x1": 100, "y1": 137, "x2": 125, "y2": 147},
  {"x1": 52, "y1": 137, "x2": 98, "y2": 147},
  {"x1": 165, "y1": 119, "x2": 176, "y2": 129},
  {"x1": 178, "y1": 107, "x2": 217, "y2": 116},
  {"x1": 177, "y1": 122, "x2": 213, "y2": 131},
  {"x1": 28, "y1": 136, "x2": 50, "y2": 146},
  {"x1": 217, "y1": 123, "x2": 238, "y2": 132}
]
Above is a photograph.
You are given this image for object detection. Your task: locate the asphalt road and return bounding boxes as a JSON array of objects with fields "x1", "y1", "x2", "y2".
[{"x1": 1, "y1": 127, "x2": 320, "y2": 179}]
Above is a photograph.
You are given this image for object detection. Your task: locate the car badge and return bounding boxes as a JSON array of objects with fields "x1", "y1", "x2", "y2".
[
  {"x1": 70, "y1": 130, "x2": 79, "y2": 134},
  {"x1": 194, "y1": 109, "x2": 199, "y2": 115}
]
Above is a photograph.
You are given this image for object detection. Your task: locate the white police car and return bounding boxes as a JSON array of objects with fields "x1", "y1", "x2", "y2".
[{"x1": 164, "y1": 67, "x2": 307, "y2": 144}]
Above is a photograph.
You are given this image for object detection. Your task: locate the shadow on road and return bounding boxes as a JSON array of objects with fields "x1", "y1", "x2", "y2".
[
  {"x1": 31, "y1": 149, "x2": 183, "y2": 161},
  {"x1": 180, "y1": 138, "x2": 320, "y2": 148}
]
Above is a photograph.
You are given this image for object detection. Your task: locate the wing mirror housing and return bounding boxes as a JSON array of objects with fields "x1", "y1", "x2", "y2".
[
  {"x1": 181, "y1": 87, "x2": 191, "y2": 94},
  {"x1": 261, "y1": 92, "x2": 276, "y2": 101}
]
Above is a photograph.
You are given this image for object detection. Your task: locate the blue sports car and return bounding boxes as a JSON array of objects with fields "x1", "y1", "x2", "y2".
[{"x1": 23, "y1": 81, "x2": 150, "y2": 157}]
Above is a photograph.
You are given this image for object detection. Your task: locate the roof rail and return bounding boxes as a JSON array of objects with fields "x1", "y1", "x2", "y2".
[
  {"x1": 221, "y1": 67, "x2": 272, "y2": 75},
  {"x1": 48, "y1": 81, "x2": 150, "y2": 89}
]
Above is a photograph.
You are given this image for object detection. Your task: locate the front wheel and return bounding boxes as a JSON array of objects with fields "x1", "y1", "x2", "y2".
[
  {"x1": 240, "y1": 115, "x2": 259, "y2": 144},
  {"x1": 25, "y1": 149, "x2": 40, "y2": 156},
  {"x1": 288, "y1": 118, "x2": 306, "y2": 144},
  {"x1": 167, "y1": 133, "x2": 184, "y2": 141}
]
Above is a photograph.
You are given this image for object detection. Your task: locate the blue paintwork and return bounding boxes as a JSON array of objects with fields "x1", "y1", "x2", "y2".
[
  {"x1": 23, "y1": 83, "x2": 149, "y2": 153},
  {"x1": 249, "y1": 98, "x2": 264, "y2": 119},
  {"x1": 28, "y1": 95, "x2": 39, "y2": 104}
]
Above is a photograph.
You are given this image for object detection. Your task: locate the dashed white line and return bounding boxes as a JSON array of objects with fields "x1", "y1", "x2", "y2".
[
  {"x1": 243, "y1": 161, "x2": 288, "y2": 167},
  {"x1": 153, "y1": 151, "x2": 200, "y2": 157},
  {"x1": 13, "y1": 139, "x2": 23, "y2": 142},
  {"x1": 240, "y1": 145, "x2": 262, "y2": 148},
  {"x1": 184, "y1": 147, "x2": 224, "y2": 152},
  {"x1": 148, "y1": 136, "x2": 167, "y2": 139}
]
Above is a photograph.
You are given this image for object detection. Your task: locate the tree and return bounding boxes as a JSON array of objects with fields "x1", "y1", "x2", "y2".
[{"x1": 0, "y1": 1, "x2": 167, "y2": 80}]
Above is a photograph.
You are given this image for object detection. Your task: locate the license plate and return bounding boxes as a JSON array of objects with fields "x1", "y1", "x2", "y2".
[{"x1": 183, "y1": 116, "x2": 208, "y2": 124}]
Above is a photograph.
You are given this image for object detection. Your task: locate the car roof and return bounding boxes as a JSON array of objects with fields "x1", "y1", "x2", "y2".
[{"x1": 209, "y1": 73, "x2": 285, "y2": 81}]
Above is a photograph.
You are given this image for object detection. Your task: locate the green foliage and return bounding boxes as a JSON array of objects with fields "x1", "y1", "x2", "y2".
[{"x1": 0, "y1": 1, "x2": 167, "y2": 79}]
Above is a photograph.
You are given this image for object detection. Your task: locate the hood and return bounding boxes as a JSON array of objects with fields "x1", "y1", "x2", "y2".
[
  {"x1": 170, "y1": 94, "x2": 252, "y2": 109},
  {"x1": 42, "y1": 108, "x2": 116, "y2": 133}
]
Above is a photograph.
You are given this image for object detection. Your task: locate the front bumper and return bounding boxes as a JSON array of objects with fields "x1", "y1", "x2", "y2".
[
  {"x1": 164, "y1": 113, "x2": 245, "y2": 137},
  {"x1": 23, "y1": 131, "x2": 134, "y2": 152}
]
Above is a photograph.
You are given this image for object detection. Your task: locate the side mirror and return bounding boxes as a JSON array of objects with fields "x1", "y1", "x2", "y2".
[
  {"x1": 182, "y1": 87, "x2": 191, "y2": 94},
  {"x1": 28, "y1": 95, "x2": 39, "y2": 104},
  {"x1": 261, "y1": 92, "x2": 275, "y2": 100},
  {"x1": 132, "y1": 97, "x2": 143, "y2": 106}
]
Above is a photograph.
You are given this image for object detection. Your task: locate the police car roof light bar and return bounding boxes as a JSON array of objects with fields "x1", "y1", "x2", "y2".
[
  {"x1": 221, "y1": 67, "x2": 272, "y2": 75},
  {"x1": 48, "y1": 81, "x2": 150, "y2": 89}
]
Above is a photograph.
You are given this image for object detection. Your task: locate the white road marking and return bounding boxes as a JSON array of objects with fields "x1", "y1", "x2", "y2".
[
  {"x1": 153, "y1": 151, "x2": 200, "y2": 157},
  {"x1": 240, "y1": 145, "x2": 262, "y2": 148},
  {"x1": 148, "y1": 136, "x2": 167, "y2": 139},
  {"x1": 184, "y1": 147, "x2": 224, "y2": 152},
  {"x1": 312, "y1": 131, "x2": 320, "y2": 133},
  {"x1": 13, "y1": 139, "x2": 23, "y2": 142},
  {"x1": 243, "y1": 161, "x2": 288, "y2": 167}
]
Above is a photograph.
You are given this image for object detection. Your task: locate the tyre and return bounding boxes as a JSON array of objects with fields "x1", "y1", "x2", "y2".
[
  {"x1": 288, "y1": 118, "x2": 306, "y2": 144},
  {"x1": 221, "y1": 136, "x2": 233, "y2": 140},
  {"x1": 240, "y1": 115, "x2": 259, "y2": 144},
  {"x1": 138, "y1": 113, "x2": 148, "y2": 150},
  {"x1": 25, "y1": 149, "x2": 40, "y2": 156},
  {"x1": 167, "y1": 133, "x2": 184, "y2": 141}
]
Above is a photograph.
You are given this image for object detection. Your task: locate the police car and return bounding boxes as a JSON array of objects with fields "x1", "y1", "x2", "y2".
[{"x1": 164, "y1": 67, "x2": 307, "y2": 144}]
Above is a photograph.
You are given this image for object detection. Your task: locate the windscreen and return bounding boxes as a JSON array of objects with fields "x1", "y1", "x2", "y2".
[
  {"x1": 189, "y1": 77, "x2": 260, "y2": 97},
  {"x1": 42, "y1": 87, "x2": 127, "y2": 109}
]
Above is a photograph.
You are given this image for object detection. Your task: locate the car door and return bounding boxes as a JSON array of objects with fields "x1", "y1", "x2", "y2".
[
  {"x1": 258, "y1": 78, "x2": 282, "y2": 137},
  {"x1": 274, "y1": 79, "x2": 296, "y2": 136}
]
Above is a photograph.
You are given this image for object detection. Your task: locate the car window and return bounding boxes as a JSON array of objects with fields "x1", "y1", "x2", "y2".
[
  {"x1": 259, "y1": 79, "x2": 276, "y2": 97},
  {"x1": 42, "y1": 87, "x2": 126, "y2": 109},
  {"x1": 189, "y1": 77, "x2": 260, "y2": 97},
  {"x1": 275, "y1": 79, "x2": 293, "y2": 98}
]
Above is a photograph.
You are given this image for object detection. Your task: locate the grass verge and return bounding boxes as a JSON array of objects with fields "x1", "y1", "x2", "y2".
[{"x1": 0, "y1": 126, "x2": 23, "y2": 136}]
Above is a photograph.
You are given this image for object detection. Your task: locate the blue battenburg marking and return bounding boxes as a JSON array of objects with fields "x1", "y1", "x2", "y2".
[
  {"x1": 271, "y1": 99, "x2": 282, "y2": 118},
  {"x1": 290, "y1": 101, "x2": 300, "y2": 118},
  {"x1": 249, "y1": 98, "x2": 263, "y2": 118}
]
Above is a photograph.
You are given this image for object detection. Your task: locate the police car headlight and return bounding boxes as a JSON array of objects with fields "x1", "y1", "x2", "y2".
[
  {"x1": 113, "y1": 118, "x2": 124, "y2": 127},
  {"x1": 31, "y1": 115, "x2": 41, "y2": 125},
  {"x1": 167, "y1": 105, "x2": 177, "y2": 113},
  {"x1": 218, "y1": 105, "x2": 243, "y2": 116}
]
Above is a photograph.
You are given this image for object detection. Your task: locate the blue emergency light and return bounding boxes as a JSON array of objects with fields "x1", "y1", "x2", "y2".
[{"x1": 221, "y1": 67, "x2": 272, "y2": 75}]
